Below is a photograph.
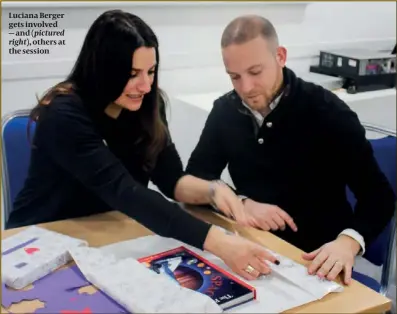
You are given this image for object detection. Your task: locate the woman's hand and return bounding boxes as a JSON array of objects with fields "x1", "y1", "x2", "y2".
[
  {"x1": 173, "y1": 177, "x2": 247, "y2": 225},
  {"x1": 203, "y1": 226, "x2": 279, "y2": 280},
  {"x1": 211, "y1": 181, "x2": 248, "y2": 225}
]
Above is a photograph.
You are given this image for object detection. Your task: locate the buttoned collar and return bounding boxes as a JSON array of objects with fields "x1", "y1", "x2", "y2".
[{"x1": 241, "y1": 92, "x2": 283, "y2": 126}]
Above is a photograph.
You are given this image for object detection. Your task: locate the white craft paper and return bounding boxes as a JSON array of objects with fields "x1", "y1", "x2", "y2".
[
  {"x1": 2, "y1": 226, "x2": 88, "y2": 289},
  {"x1": 264, "y1": 248, "x2": 344, "y2": 299},
  {"x1": 100, "y1": 233, "x2": 343, "y2": 313},
  {"x1": 69, "y1": 246, "x2": 223, "y2": 313}
]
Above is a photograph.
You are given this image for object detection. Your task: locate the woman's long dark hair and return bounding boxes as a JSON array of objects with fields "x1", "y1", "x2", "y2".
[{"x1": 29, "y1": 10, "x2": 167, "y2": 170}]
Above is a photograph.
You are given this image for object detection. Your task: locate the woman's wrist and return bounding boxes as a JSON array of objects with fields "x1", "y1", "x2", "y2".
[
  {"x1": 203, "y1": 225, "x2": 229, "y2": 256},
  {"x1": 208, "y1": 180, "x2": 225, "y2": 207}
]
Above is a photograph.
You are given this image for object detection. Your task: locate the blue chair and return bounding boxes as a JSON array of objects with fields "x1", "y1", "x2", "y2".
[
  {"x1": 1, "y1": 110, "x2": 36, "y2": 229},
  {"x1": 346, "y1": 122, "x2": 396, "y2": 296}
]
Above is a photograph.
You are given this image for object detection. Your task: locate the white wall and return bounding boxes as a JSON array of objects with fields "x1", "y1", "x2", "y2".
[{"x1": 2, "y1": 1, "x2": 396, "y2": 117}]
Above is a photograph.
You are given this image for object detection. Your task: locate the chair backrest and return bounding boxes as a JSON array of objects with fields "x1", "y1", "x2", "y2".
[
  {"x1": 346, "y1": 123, "x2": 396, "y2": 267},
  {"x1": 1, "y1": 110, "x2": 36, "y2": 225}
]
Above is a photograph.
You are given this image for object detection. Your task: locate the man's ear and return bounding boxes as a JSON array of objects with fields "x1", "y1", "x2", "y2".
[{"x1": 276, "y1": 46, "x2": 287, "y2": 67}]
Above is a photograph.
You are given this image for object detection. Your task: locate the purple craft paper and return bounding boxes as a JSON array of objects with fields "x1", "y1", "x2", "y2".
[
  {"x1": 2, "y1": 265, "x2": 128, "y2": 313},
  {"x1": 35, "y1": 288, "x2": 128, "y2": 313},
  {"x1": 2, "y1": 265, "x2": 88, "y2": 307}
]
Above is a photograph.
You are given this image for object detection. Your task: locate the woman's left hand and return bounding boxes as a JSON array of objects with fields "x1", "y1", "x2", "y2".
[{"x1": 212, "y1": 182, "x2": 248, "y2": 225}]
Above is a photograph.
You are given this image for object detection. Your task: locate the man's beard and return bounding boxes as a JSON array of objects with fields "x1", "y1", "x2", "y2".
[
  {"x1": 243, "y1": 68, "x2": 284, "y2": 112},
  {"x1": 244, "y1": 93, "x2": 273, "y2": 111}
]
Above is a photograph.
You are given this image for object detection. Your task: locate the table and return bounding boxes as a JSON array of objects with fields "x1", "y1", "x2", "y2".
[{"x1": 1, "y1": 210, "x2": 392, "y2": 313}]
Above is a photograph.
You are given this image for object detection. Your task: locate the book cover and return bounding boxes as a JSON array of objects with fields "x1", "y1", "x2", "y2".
[
  {"x1": 2, "y1": 226, "x2": 88, "y2": 289},
  {"x1": 138, "y1": 246, "x2": 256, "y2": 310}
]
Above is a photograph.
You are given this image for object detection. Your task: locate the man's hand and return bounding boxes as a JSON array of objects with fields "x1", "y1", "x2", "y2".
[
  {"x1": 243, "y1": 199, "x2": 298, "y2": 232},
  {"x1": 302, "y1": 235, "x2": 361, "y2": 285}
]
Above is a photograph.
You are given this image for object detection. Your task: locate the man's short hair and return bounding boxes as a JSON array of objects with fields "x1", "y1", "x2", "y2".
[{"x1": 221, "y1": 15, "x2": 279, "y2": 50}]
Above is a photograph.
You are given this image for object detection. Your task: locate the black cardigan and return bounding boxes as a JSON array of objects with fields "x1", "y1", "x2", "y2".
[
  {"x1": 187, "y1": 67, "x2": 396, "y2": 252},
  {"x1": 8, "y1": 93, "x2": 211, "y2": 249}
]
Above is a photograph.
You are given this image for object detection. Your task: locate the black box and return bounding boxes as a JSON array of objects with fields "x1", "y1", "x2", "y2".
[{"x1": 310, "y1": 49, "x2": 396, "y2": 93}]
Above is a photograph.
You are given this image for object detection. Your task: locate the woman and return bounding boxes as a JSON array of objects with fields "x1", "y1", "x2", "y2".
[{"x1": 7, "y1": 10, "x2": 277, "y2": 280}]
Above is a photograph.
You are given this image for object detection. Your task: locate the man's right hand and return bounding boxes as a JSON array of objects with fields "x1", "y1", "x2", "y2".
[{"x1": 243, "y1": 198, "x2": 298, "y2": 232}]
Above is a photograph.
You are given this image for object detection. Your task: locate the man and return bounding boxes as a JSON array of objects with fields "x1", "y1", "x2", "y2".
[{"x1": 186, "y1": 15, "x2": 396, "y2": 285}]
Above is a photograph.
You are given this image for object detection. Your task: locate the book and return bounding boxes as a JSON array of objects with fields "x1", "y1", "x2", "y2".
[
  {"x1": 2, "y1": 226, "x2": 88, "y2": 289},
  {"x1": 138, "y1": 246, "x2": 256, "y2": 310}
]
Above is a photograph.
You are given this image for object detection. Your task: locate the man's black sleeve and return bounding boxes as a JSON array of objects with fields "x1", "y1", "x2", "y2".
[
  {"x1": 186, "y1": 100, "x2": 228, "y2": 181},
  {"x1": 323, "y1": 92, "x2": 396, "y2": 246}
]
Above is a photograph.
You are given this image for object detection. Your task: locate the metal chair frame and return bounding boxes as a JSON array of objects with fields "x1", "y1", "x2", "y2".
[
  {"x1": 1, "y1": 109, "x2": 32, "y2": 228},
  {"x1": 361, "y1": 121, "x2": 396, "y2": 296}
]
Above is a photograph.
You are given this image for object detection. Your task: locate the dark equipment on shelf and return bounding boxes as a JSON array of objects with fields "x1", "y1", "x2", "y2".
[{"x1": 310, "y1": 48, "x2": 396, "y2": 93}]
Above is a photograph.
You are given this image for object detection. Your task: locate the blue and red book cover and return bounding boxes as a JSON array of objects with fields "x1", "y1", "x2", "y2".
[{"x1": 138, "y1": 246, "x2": 256, "y2": 310}]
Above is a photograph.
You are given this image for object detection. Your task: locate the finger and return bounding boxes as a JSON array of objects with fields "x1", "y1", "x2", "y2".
[
  {"x1": 215, "y1": 199, "x2": 233, "y2": 218},
  {"x1": 237, "y1": 268, "x2": 257, "y2": 281},
  {"x1": 222, "y1": 202, "x2": 241, "y2": 222},
  {"x1": 260, "y1": 221, "x2": 272, "y2": 231},
  {"x1": 326, "y1": 261, "x2": 344, "y2": 281},
  {"x1": 308, "y1": 250, "x2": 329, "y2": 275},
  {"x1": 277, "y1": 209, "x2": 298, "y2": 231},
  {"x1": 302, "y1": 247, "x2": 321, "y2": 260},
  {"x1": 254, "y1": 246, "x2": 280, "y2": 265},
  {"x1": 272, "y1": 213, "x2": 286, "y2": 231},
  {"x1": 317, "y1": 257, "x2": 337, "y2": 278},
  {"x1": 258, "y1": 221, "x2": 271, "y2": 231},
  {"x1": 226, "y1": 196, "x2": 246, "y2": 224},
  {"x1": 213, "y1": 187, "x2": 237, "y2": 219},
  {"x1": 249, "y1": 257, "x2": 271, "y2": 275},
  {"x1": 266, "y1": 218, "x2": 279, "y2": 231},
  {"x1": 344, "y1": 263, "x2": 353, "y2": 285},
  {"x1": 244, "y1": 264, "x2": 261, "y2": 278}
]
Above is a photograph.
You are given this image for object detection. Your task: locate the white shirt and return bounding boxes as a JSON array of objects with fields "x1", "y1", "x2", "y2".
[
  {"x1": 240, "y1": 96, "x2": 365, "y2": 255},
  {"x1": 242, "y1": 92, "x2": 282, "y2": 122}
]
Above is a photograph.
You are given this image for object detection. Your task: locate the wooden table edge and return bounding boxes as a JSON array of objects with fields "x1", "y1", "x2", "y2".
[{"x1": 1, "y1": 209, "x2": 393, "y2": 313}]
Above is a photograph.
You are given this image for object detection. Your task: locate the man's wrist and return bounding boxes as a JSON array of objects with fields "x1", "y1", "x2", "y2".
[
  {"x1": 338, "y1": 228, "x2": 366, "y2": 256},
  {"x1": 337, "y1": 234, "x2": 362, "y2": 256}
]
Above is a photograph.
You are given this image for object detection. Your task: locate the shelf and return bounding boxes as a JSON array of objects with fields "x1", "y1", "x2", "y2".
[{"x1": 175, "y1": 88, "x2": 396, "y2": 113}]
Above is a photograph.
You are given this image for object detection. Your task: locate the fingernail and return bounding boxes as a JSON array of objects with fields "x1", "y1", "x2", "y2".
[{"x1": 275, "y1": 260, "x2": 280, "y2": 265}]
